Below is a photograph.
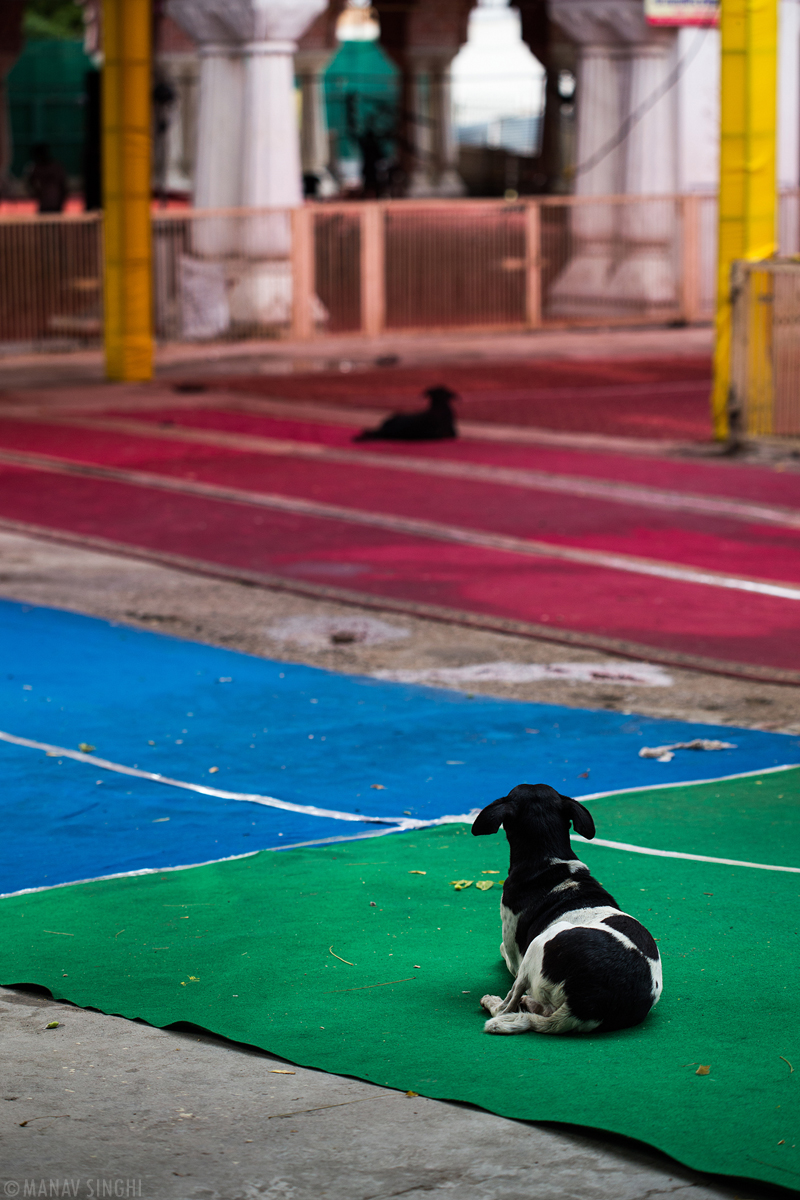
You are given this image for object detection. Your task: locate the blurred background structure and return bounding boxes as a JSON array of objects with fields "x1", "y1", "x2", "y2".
[
  {"x1": 2, "y1": 0, "x2": 797, "y2": 206},
  {"x1": 0, "y1": 0, "x2": 795, "y2": 437},
  {"x1": 138, "y1": 0, "x2": 798, "y2": 206}
]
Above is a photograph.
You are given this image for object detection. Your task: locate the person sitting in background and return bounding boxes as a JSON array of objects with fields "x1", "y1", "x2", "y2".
[{"x1": 27, "y1": 143, "x2": 68, "y2": 213}]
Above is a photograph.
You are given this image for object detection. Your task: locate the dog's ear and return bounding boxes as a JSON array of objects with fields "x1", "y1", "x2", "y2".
[
  {"x1": 561, "y1": 795, "x2": 595, "y2": 840},
  {"x1": 472, "y1": 797, "x2": 511, "y2": 836}
]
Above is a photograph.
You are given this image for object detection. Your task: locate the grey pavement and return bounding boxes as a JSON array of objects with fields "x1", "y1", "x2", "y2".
[{"x1": 0, "y1": 986, "x2": 782, "y2": 1200}]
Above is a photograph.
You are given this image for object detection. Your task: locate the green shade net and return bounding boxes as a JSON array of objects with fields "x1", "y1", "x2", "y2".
[
  {"x1": 2, "y1": 770, "x2": 799, "y2": 1192},
  {"x1": 8, "y1": 39, "x2": 94, "y2": 180}
]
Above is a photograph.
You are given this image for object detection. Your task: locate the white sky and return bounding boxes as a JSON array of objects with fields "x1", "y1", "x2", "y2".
[{"x1": 451, "y1": 0, "x2": 545, "y2": 128}]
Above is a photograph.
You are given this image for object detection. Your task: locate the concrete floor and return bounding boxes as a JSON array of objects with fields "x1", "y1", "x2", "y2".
[
  {"x1": 0, "y1": 531, "x2": 794, "y2": 732},
  {"x1": 0, "y1": 324, "x2": 714, "y2": 391},
  {"x1": 0, "y1": 529, "x2": 797, "y2": 1199},
  {"x1": 0, "y1": 986, "x2": 780, "y2": 1200}
]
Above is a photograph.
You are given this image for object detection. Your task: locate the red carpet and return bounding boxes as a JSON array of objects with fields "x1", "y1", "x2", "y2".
[
  {"x1": 0, "y1": 389, "x2": 797, "y2": 679},
  {"x1": 191, "y1": 356, "x2": 714, "y2": 442}
]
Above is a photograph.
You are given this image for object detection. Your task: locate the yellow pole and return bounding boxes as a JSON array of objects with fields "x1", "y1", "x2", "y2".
[
  {"x1": 712, "y1": 0, "x2": 778, "y2": 439},
  {"x1": 102, "y1": 0, "x2": 153, "y2": 381}
]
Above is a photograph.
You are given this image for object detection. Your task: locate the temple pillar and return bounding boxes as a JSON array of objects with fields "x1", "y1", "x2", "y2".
[
  {"x1": 608, "y1": 31, "x2": 679, "y2": 308},
  {"x1": 547, "y1": 0, "x2": 679, "y2": 314},
  {"x1": 405, "y1": 53, "x2": 434, "y2": 196},
  {"x1": 167, "y1": 0, "x2": 327, "y2": 332},
  {"x1": 376, "y1": 0, "x2": 471, "y2": 197},
  {"x1": 194, "y1": 44, "x2": 243, "y2": 209},
  {"x1": 429, "y1": 54, "x2": 463, "y2": 194},
  {"x1": 296, "y1": 48, "x2": 338, "y2": 197}
]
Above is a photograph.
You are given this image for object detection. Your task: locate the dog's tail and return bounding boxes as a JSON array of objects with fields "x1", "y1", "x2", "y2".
[{"x1": 484, "y1": 1003, "x2": 583, "y2": 1035}]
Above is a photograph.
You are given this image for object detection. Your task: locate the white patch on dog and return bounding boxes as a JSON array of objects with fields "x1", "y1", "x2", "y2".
[
  {"x1": 266, "y1": 615, "x2": 410, "y2": 649},
  {"x1": 550, "y1": 878, "x2": 580, "y2": 893},
  {"x1": 372, "y1": 661, "x2": 673, "y2": 687},
  {"x1": 549, "y1": 857, "x2": 589, "y2": 873},
  {"x1": 599, "y1": 921, "x2": 663, "y2": 1003},
  {"x1": 500, "y1": 902, "x2": 521, "y2": 973}
]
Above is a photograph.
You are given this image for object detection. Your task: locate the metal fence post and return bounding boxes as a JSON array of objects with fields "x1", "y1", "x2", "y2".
[
  {"x1": 525, "y1": 201, "x2": 542, "y2": 328},
  {"x1": 291, "y1": 205, "x2": 315, "y2": 340},
  {"x1": 361, "y1": 203, "x2": 385, "y2": 337}
]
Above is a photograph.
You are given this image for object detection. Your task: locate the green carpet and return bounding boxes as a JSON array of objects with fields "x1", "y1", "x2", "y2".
[{"x1": 2, "y1": 770, "x2": 799, "y2": 1191}]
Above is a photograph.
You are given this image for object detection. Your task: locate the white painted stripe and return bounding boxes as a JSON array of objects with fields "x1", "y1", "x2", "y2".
[
  {"x1": 571, "y1": 835, "x2": 800, "y2": 873},
  {"x1": 575, "y1": 761, "x2": 800, "y2": 801},
  {"x1": 3, "y1": 795, "x2": 798, "y2": 900},
  {"x1": 420, "y1": 766, "x2": 800, "y2": 830},
  {"x1": 0, "y1": 729, "x2": 420, "y2": 829},
  {"x1": 0, "y1": 447, "x2": 798, "y2": 601},
  {"x1": 52, "y1": 414, "x2": 800, "y2": 532}
]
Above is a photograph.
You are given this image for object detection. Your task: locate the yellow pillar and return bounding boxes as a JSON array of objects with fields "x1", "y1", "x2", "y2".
[
  {"x1": 102, "y1": 0, "x2": 153, "y2": 381},
  {"x1": 712, "y1": 0, "x2": 778, "y2": 439}
]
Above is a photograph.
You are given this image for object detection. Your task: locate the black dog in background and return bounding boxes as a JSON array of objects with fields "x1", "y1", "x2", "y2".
[{"x1": 353, "y1": 385, "x2": 457, "y2": 442}]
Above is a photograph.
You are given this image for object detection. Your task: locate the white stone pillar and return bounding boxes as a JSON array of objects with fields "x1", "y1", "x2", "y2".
[
  {"x1": 406, "y1": 50, "x2": 465, "y2": 198},
  {"x1": 608, "y1": 31, "x2": 679, "y2": 307},
  {"x1": 429, "y1": 51, "x2": 466, "y2": 197},
  {"x1": 168, "y1": 0, "x2": 328, "y2": 211},
  {"x1": 548, "y1": 0, "x2": 680, "y2": 315},
  {"x1": 235, "y1": 36, "x2": 299, "y2": 318},
  {"x1": 193, "y1": 43, "x2": 243, "y2": 255},
  {"x1": 295, "y1": 48, "x2": 338, "y2": 197},
  {"x1": 406, "y1": 56, "x2": 434, "y2": 196},
  {"x1": 167, "y1": 0, "x2": 327, "y2": 331},
  {"x1": 550, "y1": 42, "x2": 626, "y2": 308}
]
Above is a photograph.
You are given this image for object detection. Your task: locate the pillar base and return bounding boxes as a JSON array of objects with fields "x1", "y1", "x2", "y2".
[
  {"x1": 605, "y1": 246, "x2": 678, "y2": 308},
  {"x1": 548, "y1": 243, "x2": 678, "y2": 317},
  {"x1": 179, "y1": 255, "x2": 328, "y2": 339},
  {"x1": 547, "y1": 246, "x2": 616, "y2": 317},
  {"x1": 406, "y1": 167, "x2": 467, "y2": 198}
]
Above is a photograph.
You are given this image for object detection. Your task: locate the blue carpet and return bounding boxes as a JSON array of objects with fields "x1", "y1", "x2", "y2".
[{"x1": 2, "y1": 600, "x2": 797, "y2": 895}]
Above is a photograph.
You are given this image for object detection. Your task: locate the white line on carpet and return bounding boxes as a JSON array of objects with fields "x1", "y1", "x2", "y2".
[
  {"x1": 571, "y1": 835, "x2": 800, "y2": 872},
  {"x1": 0, "y1": 734, "x2": 797, "y2": 897},
  {"x1": 13, "y1": 413, "x2": 800, "y2": 531},
  {"x1": 0, "y1": 447, "x2": 797, "y2": 600},
  {"x1": 0, "y1": 729, "x2": 419, "y2": 828}
]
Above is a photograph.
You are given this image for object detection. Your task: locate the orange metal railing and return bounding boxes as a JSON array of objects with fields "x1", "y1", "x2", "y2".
[{"x1": 4, "y1": 192, "x2": 800, "y2": 352}]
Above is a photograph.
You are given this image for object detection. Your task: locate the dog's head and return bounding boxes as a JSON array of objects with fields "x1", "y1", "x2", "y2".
[
  {"x1": 424, "y1": 385, "x2": 457, "y2": 406},
  {"x1": 471, "y1": 783, "x2": 595, "y2": 851}
]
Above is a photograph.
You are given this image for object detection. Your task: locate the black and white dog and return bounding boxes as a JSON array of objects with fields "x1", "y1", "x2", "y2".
[{"x1": 472, "y1": 783, "x2": 662, "y2": 1035}]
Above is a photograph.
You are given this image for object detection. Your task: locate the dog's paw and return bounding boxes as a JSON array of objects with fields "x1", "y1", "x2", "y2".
[
  {"x1": 484, "y1": 1015, "x2": 510, "y2": 1034},
  {"x1": 481, "y1": 994, "x2": 503, "y2": 1015}
]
